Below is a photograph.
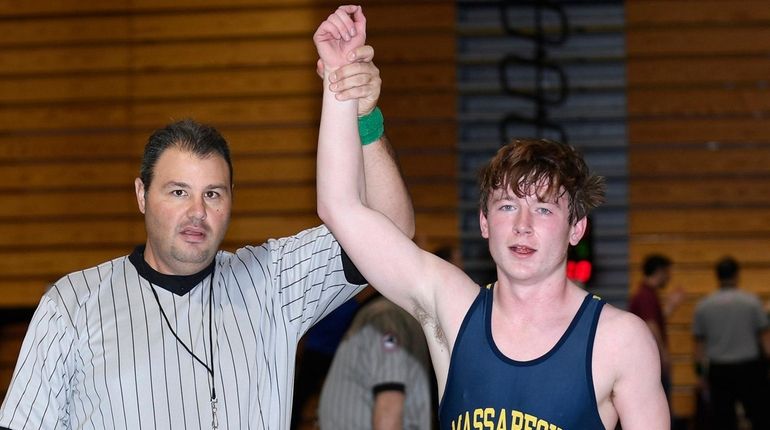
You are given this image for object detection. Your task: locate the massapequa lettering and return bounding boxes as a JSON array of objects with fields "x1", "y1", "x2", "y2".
[{"x1": 451, "y1": 408, "x2": 563, "y2": 430}]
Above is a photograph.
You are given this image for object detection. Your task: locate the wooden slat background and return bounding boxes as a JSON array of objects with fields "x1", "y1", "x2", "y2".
[
  {"x1": 0, "y1": 0, "x2": 457, "y2": 401},
  {"x1": 626, "y1": 0, "x2": 770, "y2": 419}
]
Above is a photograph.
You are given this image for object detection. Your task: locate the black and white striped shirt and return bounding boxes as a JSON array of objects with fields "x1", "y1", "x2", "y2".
[
  {"x1": 0, "y1": 225, "x2": 363, "y2": 430},
  {"x1": 318, "y1": 297, "x2": 431, "y2": 430}
]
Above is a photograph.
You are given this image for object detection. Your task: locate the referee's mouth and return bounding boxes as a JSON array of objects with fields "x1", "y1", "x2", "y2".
[{"x1": 180, "y1": 227, "x2": 208, "y2": 243}]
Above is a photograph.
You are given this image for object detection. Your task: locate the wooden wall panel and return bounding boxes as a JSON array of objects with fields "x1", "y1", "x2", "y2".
[
  {"x1": 628, "y1": 1, "x2": 770, "y2": 24},
  {"x1": 632, "y1": 208, "x2": 770, "y2": 234},
  {"x1": 0, "y1": 122, "x2": 455, "y2": 162},
  {"x1": 630, "y1": 179, "x2": 770, "y2": 207},
  {"x1": 631, "y1": 147, "x2": 770, "y2": 175},
  {"x1": 0, "y1": 0, "x2": 457, "y2": 402},
  {"x1": 631, "y1": 117, "x2": 770, "y2": 143},
  {"x1": 628, "y1": 57, "x2": 770, "y2": 86},
  {"x1": 628, "y1": 87, "x2": 770, "y2": 116},
  {"x1": 631, "y1": 238, "x2": 770, "y2": 266},
  {"x1": 627, "y1": 0, "x2": 770, "y2": 420},
  {"x1": 628, "y1": 27, "x2": 770, "y2": 55},
  {"x1": 0, "y1": 92, "x2": 454, "y2": 133}
]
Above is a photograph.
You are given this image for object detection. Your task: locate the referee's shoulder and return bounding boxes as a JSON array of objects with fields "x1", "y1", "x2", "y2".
[{"x1": 45, "y1": 254, "x2": 129, "y2": 307}]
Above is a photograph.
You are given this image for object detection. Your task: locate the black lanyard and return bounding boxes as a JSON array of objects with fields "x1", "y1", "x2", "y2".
[{"x1": 151, "y1": 274, "x2": 218, "y2": 429}]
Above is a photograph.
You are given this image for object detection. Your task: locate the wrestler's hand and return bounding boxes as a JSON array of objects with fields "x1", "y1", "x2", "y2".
[{"x1": 313, "y1": 5, "x2": 366, "y2": 72}]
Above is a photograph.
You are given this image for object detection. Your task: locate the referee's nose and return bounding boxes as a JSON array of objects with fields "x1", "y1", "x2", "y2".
[{"x1": 187, "y1": 194, "x2": 208, "y2": 222}]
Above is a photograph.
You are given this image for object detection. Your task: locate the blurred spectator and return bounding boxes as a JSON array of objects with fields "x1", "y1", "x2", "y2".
[
  {"x1": 629, "y1": 254, "x2": 685, "y2": 401},
  {"x1": 291, "y1": 287, "x2": 375, "y2": 429},
  {"x1": 318, "y1": 296, "x2": 431, "y2": 429},
  {"x1": 693, "y1": 256, "x2": 770, "y2": 430}
]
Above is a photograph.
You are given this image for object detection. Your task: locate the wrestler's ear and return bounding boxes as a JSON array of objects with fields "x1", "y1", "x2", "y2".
[
  {"x1": 569, "y1": 216, "x2": 587, "y2": 246},
  {"x1": 479, "y1": 209, "x2": 490, "y2": 239}
]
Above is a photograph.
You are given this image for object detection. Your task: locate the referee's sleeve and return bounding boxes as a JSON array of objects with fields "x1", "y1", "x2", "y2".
[
  {"x1": 340, "y1": 247, "x2": 367, "y2": 285},
  {"x1": 255, "y1": 225, "x2": 367, "y2": 334},
  {"x1": 0, "y1": 295, "x2": 74, "y2": 429}
]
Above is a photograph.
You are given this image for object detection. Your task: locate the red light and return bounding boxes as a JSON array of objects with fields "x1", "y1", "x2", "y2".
[{"x1": 567, "y1": 260, "x2": 592, "y2": 284}]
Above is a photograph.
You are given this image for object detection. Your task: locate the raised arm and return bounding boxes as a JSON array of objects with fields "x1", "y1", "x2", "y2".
[
  {"x1": 314, "y1": 7, "x2": 491, "y2": 395},
  {"x1": 314, "y1": 6, "x2": 440, "y2": 314},
  {"x1": 322, "y1": 39, "x2": 414, "y2": 237}
]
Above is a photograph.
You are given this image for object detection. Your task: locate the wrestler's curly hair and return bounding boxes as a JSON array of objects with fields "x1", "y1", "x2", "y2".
[{"x1": 478, "y1": 138, "x2": 606, "y2": 225}]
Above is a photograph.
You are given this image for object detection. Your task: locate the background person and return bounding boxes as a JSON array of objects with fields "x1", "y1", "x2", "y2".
[
  {"x1": 291, "y1": 287, "x2": 376, "y2": 429},
  {"x1": 628, "y1": 254, "x2": 685, "y2": 402},
  {"x1": 693, "y1": 256, "x2": 770, "y2": 430},
  {"x1": 318, "y1": 295, "x2": 431, "y2": 430}
]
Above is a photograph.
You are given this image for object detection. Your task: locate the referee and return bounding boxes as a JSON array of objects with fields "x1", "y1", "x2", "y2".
[
  {"x1": 0, "y1": 46, "x2": 413, "y2": 430},
  {"x1": 318, "y1": 295, "x2": 432, "y2": 430}
]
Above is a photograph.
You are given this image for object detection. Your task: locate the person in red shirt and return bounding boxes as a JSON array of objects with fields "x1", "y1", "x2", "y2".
[{"x1": 629, "y1": 254, "x2": 684, "y2": 401}]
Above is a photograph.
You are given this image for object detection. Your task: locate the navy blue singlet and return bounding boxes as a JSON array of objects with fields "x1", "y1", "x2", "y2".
[{"x1": 439, "y1": 286, "x2": 606, "y2": 430}]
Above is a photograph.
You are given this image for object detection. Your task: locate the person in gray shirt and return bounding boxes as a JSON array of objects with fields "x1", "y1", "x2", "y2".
[{"x1": 693, "y1": 256, "x2": 770, "y2": 430}]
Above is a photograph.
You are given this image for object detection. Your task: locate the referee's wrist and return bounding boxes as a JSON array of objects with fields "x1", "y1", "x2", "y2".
[{"x1": 358, "y1": 106, "x2": 384, "y2": 146}]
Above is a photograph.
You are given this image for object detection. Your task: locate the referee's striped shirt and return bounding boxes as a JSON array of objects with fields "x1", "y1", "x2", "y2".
[
  {"x1": 0, "y1": 225, "x2": 364, "y2": 430},
  {"x1": 318, "y1": 298, "x2": 431, "y2": 430}
]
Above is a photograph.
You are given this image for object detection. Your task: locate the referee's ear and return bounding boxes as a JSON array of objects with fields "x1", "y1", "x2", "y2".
[{"x1": 135, "y1": 177, "x2": 147, "y2": 214}]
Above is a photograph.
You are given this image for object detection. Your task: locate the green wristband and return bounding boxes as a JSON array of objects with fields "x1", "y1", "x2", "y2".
[{"x1": 358, "y1": 106, "x2": 384, "y2": 146}]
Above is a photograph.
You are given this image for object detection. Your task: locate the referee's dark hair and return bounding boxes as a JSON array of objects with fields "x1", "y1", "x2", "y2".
[
  {"x1": 140, "y1": 118, "x2": 234, "y2": 190},
  {"x1": 642, "y1": 254, "x2": 671, "y2": 277}
]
